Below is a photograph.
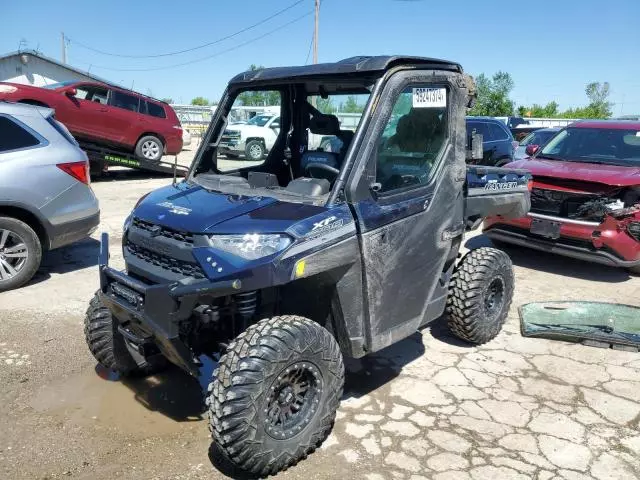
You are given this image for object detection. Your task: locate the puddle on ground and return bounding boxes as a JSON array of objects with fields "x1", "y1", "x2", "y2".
[{"x1": 29, "y1": 356, "x2": 217, "y2": 438}]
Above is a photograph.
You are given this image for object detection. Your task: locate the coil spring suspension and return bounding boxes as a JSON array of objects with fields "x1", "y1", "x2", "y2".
[{"x1": 235, "y1": 290, "x2": 258, "y2": 320}]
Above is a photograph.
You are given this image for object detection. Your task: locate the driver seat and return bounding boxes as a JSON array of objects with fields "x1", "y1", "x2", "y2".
[
  {"x1": 285, "y1": 150, "x2": 337, "y2": 196},
  {"x1": 309, "y1": 114, "x2": 353, "y2": 160},
  {"x1": 300, "y1": 150, "x2": 340, "y2": 171}
]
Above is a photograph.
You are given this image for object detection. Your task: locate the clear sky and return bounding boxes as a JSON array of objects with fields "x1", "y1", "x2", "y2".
[{"x1": 2, "y1": 0, "x2": 639, "y2": 115}]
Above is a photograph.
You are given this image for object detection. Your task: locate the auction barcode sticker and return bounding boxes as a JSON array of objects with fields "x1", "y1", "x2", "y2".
[{"x1": 413, "y1": 87, "x2": 447, "y2": 108}]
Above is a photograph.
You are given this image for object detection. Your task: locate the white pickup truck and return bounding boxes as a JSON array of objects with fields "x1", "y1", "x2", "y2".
[
  {"x1": 219, "y1": 111, "x2": 362, "y2": 160},
  {"x1": 219, "y1": 113, "x2": 281, "y2": 160}
]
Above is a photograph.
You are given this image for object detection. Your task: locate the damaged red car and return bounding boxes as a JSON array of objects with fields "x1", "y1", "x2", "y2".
[{"x1": 484, "y1": 120, "x2": 640, "y2": 274}]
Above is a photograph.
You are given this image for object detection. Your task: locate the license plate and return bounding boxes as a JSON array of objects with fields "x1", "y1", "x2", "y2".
[{"x1": 530, "y1": 219, "x2": 561, "y2": 239}]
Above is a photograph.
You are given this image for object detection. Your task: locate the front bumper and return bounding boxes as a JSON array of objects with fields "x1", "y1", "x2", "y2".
[
  {"x1": 219, "y1": 137, "x2": 245, "y2": 155},
  {"x1": 484, "y1": 214, "x2": 640, "y2": 268},
  {"x1": 97, "y1": 233, "x2": 243, "y2": 375}
]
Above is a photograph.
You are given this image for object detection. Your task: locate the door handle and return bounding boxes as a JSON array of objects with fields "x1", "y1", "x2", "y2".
[{"x1": 99, "y1": 107, "x2": 108, "y2": 112}]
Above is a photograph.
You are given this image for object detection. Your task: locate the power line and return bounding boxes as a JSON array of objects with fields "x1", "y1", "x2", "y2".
[
  {"x1": 304, "y1": 32, "x2": 314, "y2": 64},
  {"x1": 69, "y1": 11, "x2": 313, "y2": 72},
  {"x1": 68, "y1": 0, "x2": 305, "y2": 59}
]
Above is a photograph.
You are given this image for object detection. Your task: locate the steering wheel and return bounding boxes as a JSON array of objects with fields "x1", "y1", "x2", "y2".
[{"x1": 305, "y1": 162, "x2": 340, "y2": 182}]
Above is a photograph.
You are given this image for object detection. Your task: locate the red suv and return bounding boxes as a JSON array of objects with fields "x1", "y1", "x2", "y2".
[
  {"x1": 484, "y1": 120, "x2": 640, "y2": 274},
  {"x1": 0, "y1": 81, "x2": 182, "y2": 161}
]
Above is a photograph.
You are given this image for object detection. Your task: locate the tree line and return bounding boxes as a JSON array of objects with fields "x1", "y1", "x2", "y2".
[
  {"x1": 186, "y1": 64, "x2": 365, "y2": 112},
  {"x1": 469, "y1": 72, "x2": 613, "y2": 119},
  {"x1": 184, "y1": 65, "x2": 613, "y2": 119}
]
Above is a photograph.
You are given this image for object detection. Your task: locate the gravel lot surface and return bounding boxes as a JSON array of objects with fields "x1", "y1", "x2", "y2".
[{"x1": 1, "y1": 150, "x2": 639, "y2": 479}]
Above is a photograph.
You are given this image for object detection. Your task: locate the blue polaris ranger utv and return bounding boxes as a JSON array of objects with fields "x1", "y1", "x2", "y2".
[{"x1": 85, "y1": 56, "x2": 531, "y2": 476}]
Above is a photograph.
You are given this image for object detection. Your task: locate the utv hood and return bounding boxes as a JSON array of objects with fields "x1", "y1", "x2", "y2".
[
  {"x1": 510, "y1": 159, "x2": 640, "y2": 187},
  {"x1": 133, "y1": 183, "x2": 278, "y2": 232}
]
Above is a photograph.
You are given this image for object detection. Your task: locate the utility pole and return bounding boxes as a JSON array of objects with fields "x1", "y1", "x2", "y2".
[
  {"x1": 313, "y1": 0, "x2": 319, "y2": 64},
  {"x1": 61, "y1": 32, "x2": 67, "y2": 64}
]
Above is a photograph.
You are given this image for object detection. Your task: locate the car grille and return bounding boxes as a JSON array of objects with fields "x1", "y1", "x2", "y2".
[
  {"x1": 530, "y1": 188, "x2": 595, "y2": 218},
  {"x1": 125, "y1": 241, "x2": 205, "y2": 279},
  {"x1": 221, "y1": 130, "x2": 241, "y2": 143},
  {"x1": 132, "y1": 217, "x2": 194, "y2": 244}
]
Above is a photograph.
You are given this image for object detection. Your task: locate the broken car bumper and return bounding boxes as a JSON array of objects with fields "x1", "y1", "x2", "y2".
[{"x1": 484, "y1": 217, "x2": 640, "y2": 268}]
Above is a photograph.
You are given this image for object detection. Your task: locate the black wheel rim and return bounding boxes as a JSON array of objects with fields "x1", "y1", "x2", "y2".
[
  {"x1": 484, "y1": 277, "x2": 505, "y2": 317},
  {"x1": 264, "y1": 362, "x2": 322, "y2": 440}
]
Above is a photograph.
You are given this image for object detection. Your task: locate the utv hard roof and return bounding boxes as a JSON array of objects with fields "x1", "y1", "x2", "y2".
[{"x1": 228, "y1": 56, "x2": 462, "y2": 85}]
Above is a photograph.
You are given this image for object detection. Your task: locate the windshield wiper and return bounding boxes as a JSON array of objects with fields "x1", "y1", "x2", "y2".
[{"x1": 527, "y1": 322, "x2": 640, "y2": 341}]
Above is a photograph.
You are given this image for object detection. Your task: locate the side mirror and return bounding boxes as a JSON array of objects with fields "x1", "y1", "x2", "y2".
[
  {"x1": 64, "y1": 87, "x2": 77, "y2": 97},
  {"x1": 525, "y1": 144, "x2": 540, "y2": 156},
  {"x1": 271, "y1": 122, "x2": 280, "y2": 129},
  {"x1": 466, "y1": 132, "x2": 483, "y2": 161}
]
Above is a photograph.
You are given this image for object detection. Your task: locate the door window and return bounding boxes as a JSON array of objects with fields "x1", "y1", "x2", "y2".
[
  {"x1": 0, "y1": 116, "x2": 41, "y2": 153},
  {"x1": 142, "y1": 100, "x2": 167, "y2": 118},
  {"x1": 110, "y1": 91, "x2": 140, "y2": 112},
  {"x1": 488, "y1": 122, "x2": 509, "y2": 141},
  {"x1": 375, "y1": 86, "x2": 448, "y2": 193},
  {"x1": 75, "y1": 85, "x2": 109, "y2": 105},
  {"x1": 467, "y1": 121, "x2": 490, "y2": 141}
]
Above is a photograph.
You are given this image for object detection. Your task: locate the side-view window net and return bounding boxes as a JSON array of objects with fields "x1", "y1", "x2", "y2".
[{"x1": 376, "y1": 86, "x2": 448, "y2": 193}]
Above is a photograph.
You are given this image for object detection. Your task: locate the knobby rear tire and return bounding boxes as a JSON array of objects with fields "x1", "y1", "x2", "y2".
[{"x1": 446, "y1": 247, "x2": 514, "y2": 345}]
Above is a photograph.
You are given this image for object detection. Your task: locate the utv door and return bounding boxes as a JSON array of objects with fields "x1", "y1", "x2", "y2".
[{"x1": 345, "y1": 69, "x2": 468, "y2": 352}]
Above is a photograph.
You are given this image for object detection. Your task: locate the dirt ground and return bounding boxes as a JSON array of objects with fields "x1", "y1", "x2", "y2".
[{"x1": 1, "y1": 158, "x2": 639, "y2": 480}]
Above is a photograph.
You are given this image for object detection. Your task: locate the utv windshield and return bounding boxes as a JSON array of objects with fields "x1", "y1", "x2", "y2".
[
  {"x1": 539, "y1": 127, "x2": 640, "y2": 166},
  {"x1": 190, "y1": 80, "x2": 373, "y2": 204},
  {"x1": 520, "y1": 302, "x2": 640, "y2": 350}
]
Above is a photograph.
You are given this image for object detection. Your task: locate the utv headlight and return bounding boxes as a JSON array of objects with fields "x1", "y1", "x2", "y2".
[
  {"x1": 627, "y1": 222, "x2": 640, "y2": 241},
  {"x1": 123, "y1": 213, "x2": 133, "y2": 233},
  {"x1": 207, "y1": 234, "x2": 292, "y2": 260}
]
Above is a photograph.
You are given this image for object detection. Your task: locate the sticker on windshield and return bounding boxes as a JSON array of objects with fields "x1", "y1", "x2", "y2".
[
  {"x1": 636, "y1": 131, "x2": 640, "y2": 136},
  {"x1": 413, "y1": 88, "x2": 446, "y2": 108}
]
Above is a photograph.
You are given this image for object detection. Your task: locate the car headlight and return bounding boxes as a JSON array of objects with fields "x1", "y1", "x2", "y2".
[
  {"x1": 208, "y1": 233, "x2": 292, "y2": 260},
  {"x1": 0, "y1": 85, "x2": 17, "y2": 93},
  {"x1": 627, "y1": 222, "x2": 640, "y2": 241}
]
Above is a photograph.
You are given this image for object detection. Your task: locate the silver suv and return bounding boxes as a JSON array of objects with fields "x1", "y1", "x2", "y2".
[{"x1": 0, "y1": 102, "x2": 100, "y2": 291}]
